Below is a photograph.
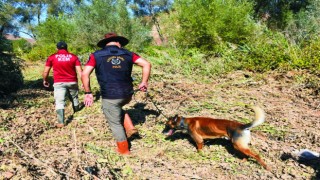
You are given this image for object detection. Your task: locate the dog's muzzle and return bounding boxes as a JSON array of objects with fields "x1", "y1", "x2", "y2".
[{"x1": 162, "y1": 125, "x2": 175, "y2": 136}]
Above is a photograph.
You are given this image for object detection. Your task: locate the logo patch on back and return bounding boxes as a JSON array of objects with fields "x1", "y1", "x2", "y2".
[{"x1": 107, "y1": 56, "x2": 124, "y2": 68}]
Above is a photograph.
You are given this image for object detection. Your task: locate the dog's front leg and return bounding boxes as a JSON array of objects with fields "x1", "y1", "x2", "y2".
[{"x1": 190, "y1": 132, "x2": 204, "y2": 152}]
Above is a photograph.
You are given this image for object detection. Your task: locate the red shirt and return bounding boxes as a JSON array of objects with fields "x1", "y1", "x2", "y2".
[
  {"x1": 45, "y1": 49, "x2": 81, "y2": 83},
  {"x1": 85, "y1": 52, "x2": 141, "y2": 66}
]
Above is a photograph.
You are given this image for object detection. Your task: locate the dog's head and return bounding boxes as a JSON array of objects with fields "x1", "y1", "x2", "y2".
[{"x1": 162, "y1": 115, "x2": 181, "y2": 136}]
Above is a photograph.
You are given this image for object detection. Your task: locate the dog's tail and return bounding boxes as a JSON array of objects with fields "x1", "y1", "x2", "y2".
[{"x1": 242, "y1": 106, "x2": 265, "y2": 130}]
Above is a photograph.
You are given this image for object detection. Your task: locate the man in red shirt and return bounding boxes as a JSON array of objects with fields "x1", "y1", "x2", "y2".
[
  {"x1": 42, "y1": 41, "x2": 83, "y2": 128},
  {"x1": 81, "y1": 32, "x2": 151, "y2": 155}
]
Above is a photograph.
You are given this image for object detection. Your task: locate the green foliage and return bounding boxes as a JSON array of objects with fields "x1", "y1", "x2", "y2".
[
  {"x1": 253, "y1": 0, "x2": 310, "y2": 30},
  {"x1": 299, "y1": 38, "x2": 320, "y2": 72},
  {"x1": 174, "y1": 0, "x2": 257, "y2": 52},
  {"x1": 221, "y1": 27, "x2": 319, "y2": 72},
  {"x1": 12, "y1": 39, "x2": 32, "y2": 56},
  {"x1": 35, "y1": 15, "x2": 76, "y2": 44},
  {"x1": 24, "y1": 44, "x2": 56, "y2": 61},
  {"x1": 143, "y1": 45, "x2": 234, "y2": 78},
  {"x1": 73, "y1": 0, "x2": 150, "y2": 52},
  {"x1": 0, "y1": 37, "x2": 12, "y2": 52},
  {"x1": 0, "y1": 0, "x2": 19, "y2": 35},
  {"x1": 284, "y1": 1, "x2": 320, "y2": 45},
  {"x1": 0, "y1": 54, "x2": 24, "y2": 94},
  {"x1": 26, "y1": 14, "x2": 81, "y2": 61},
  {"x1": 128, "y1": 0, "x2": 173, "y2": 16},
  {"x1": 0, "y1": 36, "x2": 23, "y2": 94},
  {"x1": 226, "y1": 30, "x2": 297, "y2": 72}
]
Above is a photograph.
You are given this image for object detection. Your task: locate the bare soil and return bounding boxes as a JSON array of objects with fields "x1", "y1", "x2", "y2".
[{"x1": 0, "y1": 64, "x2": 319, "y2": 179}]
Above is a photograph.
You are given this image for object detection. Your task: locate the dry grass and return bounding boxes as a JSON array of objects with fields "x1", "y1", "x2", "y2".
[{"x1": 0, "y1": 63, "x2": 319, "y2": 179}]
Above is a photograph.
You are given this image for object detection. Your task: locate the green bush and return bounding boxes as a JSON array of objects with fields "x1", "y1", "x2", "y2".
[
  {"x1": 299, "y1": 39, "x2": 320, "y2": 72},
  {"x1": 24, "y1": 44, "x2": 56, "y2": 61},
  {"x1": 73, "y1": 0, "x2": 150, "y2": 52},
  {"x1": 224, "y1": 30, "x2": 300, "y2": 72},
  {"x1": 0, "y1": 54, "x2": 24, "y2": 94},
  {"x1": 0, "y1": 37, "x2": 13, "y2": 52},
  {"x1": 0, "y1": 36, "x2": 23, "y2": 94},
  {"x1": 35, "y1": 15, "x2": 76, "y2": 45},
  {"x1": 12, "y1": 39, "x2": 32, "y2": 56},
  {"x1": 143, "y1": 45, "x2": 234, "y2": 78},
  {"x1": 174, "y1": 0, "x2": 257, "y2": 53}
]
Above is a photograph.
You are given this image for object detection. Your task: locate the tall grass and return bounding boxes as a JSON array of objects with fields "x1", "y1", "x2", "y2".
[
  {"x1": 142, "y1": 45, "x2": 237, "y2": 79},
  {"x1": 144, "y1": 25, "x2": 320, "y2": 79}
]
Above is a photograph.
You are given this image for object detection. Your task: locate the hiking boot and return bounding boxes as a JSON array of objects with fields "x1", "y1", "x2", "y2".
[
  {"x1": 56, "y1": 123, "x2": 64, "y2": 128},
  {"x1": 56, "y1": 109, "x2": 65, "y2": 126},
  {"x1": 123, "y1": 113, "x2": 139, "y2": 138},
  {"x1": 116, "y1": 140, "x2": 130, "y2": 155}
]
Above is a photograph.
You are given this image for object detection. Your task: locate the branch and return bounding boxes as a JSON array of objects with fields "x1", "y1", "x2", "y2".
[{"x1": 8, "y1": 138, "x2": 70, "y2": 177}]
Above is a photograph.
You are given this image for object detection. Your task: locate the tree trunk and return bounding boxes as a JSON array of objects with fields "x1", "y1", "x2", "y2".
[{"x1": 152, "y1": 16, "x2": 164, "y2": 44}]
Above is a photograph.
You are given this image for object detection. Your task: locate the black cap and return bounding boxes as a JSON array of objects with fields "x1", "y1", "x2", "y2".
[{"x1": 56, "y1": 41, "x2": 68, "y2": 50}]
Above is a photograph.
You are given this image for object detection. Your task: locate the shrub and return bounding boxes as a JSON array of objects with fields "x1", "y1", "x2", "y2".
[
  {"x1": 299, "y1": 39, "x2": 320, "y2": 72},
  {"x1": 0, "y1": 37, "x2": 13, "y2": 52},
  {"x1": 24, "y1": 44, "x2": 56, "y2": 61},
  {"x1": 0, "y1": 36, "x2": 24, "y2": 95},
  {"x1": 173, "y1": 0, "x2": 257, "y2": 53},
  {"x1": 143, "y1": 45, "x2": 234, "y2": 78},
  {"x1": 224, "y1": 29, "x2": 301, "y2": 72},
  {"x1": 0, "y1": 54, "x2": 24, "y2": 94},
  {"x1": 12, "y1": 39, "x2": 32, "y2": 57}
]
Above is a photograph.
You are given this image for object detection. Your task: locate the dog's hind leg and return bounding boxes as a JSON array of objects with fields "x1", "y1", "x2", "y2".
[{"x1": 233, "y1": 143, "x2": 269, "y2": 170}]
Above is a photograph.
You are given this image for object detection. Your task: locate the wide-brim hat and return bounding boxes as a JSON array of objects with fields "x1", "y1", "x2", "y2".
[{"x1": 97, "y1": 32, "x2": 129, "y2": 48}]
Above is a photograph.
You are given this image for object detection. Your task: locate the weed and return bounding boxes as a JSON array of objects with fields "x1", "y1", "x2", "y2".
[{"x1": 259, "y1": 124, "x2": 288, "y2": 137}]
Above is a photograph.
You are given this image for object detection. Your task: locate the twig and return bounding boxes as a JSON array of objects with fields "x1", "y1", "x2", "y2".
[
  {"x1": 146, "y1": 92, "x2": 168, "y2": 119},
  {"x1": 73, "y1": 130, "x2": 102, "y2": 180},
  {"x1": 167, "y1": 85, "x2": 200, "y2": 105},
  {"x1": 73, "y1": 130, "x2": 79, "y2": 163},
  {"x1": 8, "y1": 138, "x2": 70, "y2": 177}
]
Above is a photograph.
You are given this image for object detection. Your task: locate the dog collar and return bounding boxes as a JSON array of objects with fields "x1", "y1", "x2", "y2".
[{"x1": 179, "y1": 117, "x2": 188, "y2": 129}]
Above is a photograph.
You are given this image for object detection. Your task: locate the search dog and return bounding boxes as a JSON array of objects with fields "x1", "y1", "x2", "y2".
[{"x1": 162, "y1": 106, "x2": 269, "y2": 170}]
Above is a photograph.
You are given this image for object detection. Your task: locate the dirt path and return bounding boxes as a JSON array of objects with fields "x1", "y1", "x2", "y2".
[{"x1": 0, "y1": 66, "x2": 319, "y2": 179}]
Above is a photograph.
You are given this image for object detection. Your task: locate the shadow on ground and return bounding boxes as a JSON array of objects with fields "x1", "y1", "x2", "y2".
[
  {"x1": 0, "y1": 77, "x2": 54, "y2": 109},
  {"x1": 281, "y1": 153, "x2": 320, "y2": 179},
  {"x1": 127, "y1": 102, "x2": 160, "y2": 125}
]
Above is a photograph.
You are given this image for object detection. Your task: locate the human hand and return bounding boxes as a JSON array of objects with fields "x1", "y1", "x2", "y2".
[
  {"x1": 84, "y1": 94, "x2": 94, "y2": 107},
  {"x1": 43, "y1": 80, "x2": 50, "y2": 87},
  {"x1": 138, "y1": 82, "x2": 148, "y2": 92}
]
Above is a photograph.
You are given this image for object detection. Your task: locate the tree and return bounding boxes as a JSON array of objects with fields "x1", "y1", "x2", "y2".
[
  {"x1": 0, "y1": 0, "x2": 82, "y2": 39},
  {"x1": 283, "y1": 0, "x2": 320, "y2": 44},
  {"x1": 127, "y1": 0, "x2": 173, "y2": 16},
  {"x1": 0, "y1": 0, "x2": 19, "y2": 36},
  {"x1": 0, "y1": 36, "x2": 24, "y2": 95},
  {"x1": 252, "y1": 0, "x2": 310, "y2": 29},
  {"x1": 72, "y1": 0, "x2": 150, "y2": 52},
  {"x1": 127, "y1": 0, "x2": 174, "y2": 43},
  {"x1": 34, "y1": 15, "x2": 76, "y2": 44}
]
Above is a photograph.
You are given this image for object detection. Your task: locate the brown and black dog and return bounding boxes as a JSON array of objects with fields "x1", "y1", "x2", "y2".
[{"x1": 163, "y1": 106, "x2": 269, "y2": 170}]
